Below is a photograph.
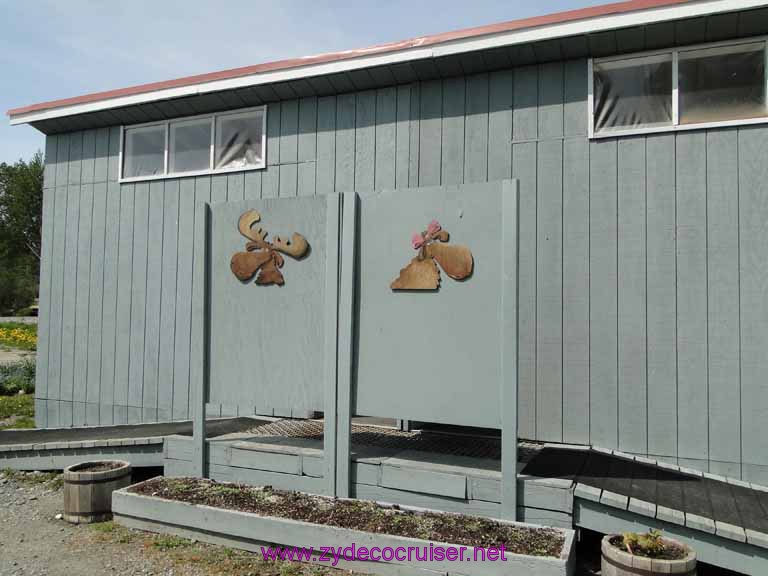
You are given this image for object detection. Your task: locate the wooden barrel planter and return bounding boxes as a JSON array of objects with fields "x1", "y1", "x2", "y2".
[
  {"x1": 63, "y1": 460, "x2": 132, "y2": 524},
  {"x1": 601, "y1": 534, "x2": 696, "y2": 576}
]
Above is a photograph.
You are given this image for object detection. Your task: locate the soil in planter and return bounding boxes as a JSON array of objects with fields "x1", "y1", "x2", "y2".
[
  {"x1": 608, "y1": 535, "x2": 687, "y2": 560},
  {"x1": 69, "y1": 462, "x2": 124, "y2": 473},
  {"x1": 133, "y1": 477, "x2": 565, "y2": 558}
]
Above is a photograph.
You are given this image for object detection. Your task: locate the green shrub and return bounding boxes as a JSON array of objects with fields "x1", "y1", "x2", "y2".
[{"x1": 0, "y1": 359, "x2": 35, "y2": 395}]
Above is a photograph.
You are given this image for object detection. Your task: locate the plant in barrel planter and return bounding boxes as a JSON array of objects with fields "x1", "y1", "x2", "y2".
[
  {"x1": 63, "y1": 460, "x2": 132, "y2": 524},
  {"x1": 601, "y1": 529, "x2": 696, "y2": 576}
]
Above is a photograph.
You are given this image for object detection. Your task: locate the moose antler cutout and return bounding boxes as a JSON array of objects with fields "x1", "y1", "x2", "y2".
[
  {"x1": 390, "y1": 220, "x2": 473, "y2": 290},
  {"x1": 230, "y1": 209, "x2": 309, "y2": 286}
]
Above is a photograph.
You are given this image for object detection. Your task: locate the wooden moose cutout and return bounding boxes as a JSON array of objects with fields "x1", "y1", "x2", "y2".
[
  {"x1": 230, "y1": 209, "x2": 309, "y2": 286},
  {"x1": 390, "y1": 220, "x2": 473, "y2": 290}
]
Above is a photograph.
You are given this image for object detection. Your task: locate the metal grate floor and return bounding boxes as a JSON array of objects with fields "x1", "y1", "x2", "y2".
[{"x1": 247, "y1": 419, "x2": 542, "y2": 463}]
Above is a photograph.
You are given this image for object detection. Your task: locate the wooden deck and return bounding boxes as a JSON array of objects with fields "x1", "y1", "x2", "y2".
[{"x1": 0, "y1": 417, "x2": 266, "y2": 470}]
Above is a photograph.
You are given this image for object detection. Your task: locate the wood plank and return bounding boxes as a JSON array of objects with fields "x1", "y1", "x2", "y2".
[
  {"x1": 323, "y1": 194, "x2": 341, "y2": 495},
  {"x1": 142, "y1": 181, "x2": 165, "y2": 422},
  {"x1": 380, "y1": 465, "x2": 467, "y2": 499},
  {"x1": 316, "y1": 96, "x2": 336, "y2": 196},
  {"x1": 93, "y1": 128, "x2": 110, "y2": 183},
  {"x1": 440, "y1": 77, "x2": 465, "y2": 186},
  {"x1": 86, "y1": 182, "x2": 107, "y2": 414},
  {"x1": 43, "y1": 135, "x2": 57, "y2": 189},
  {"x1": 646, "y1": 133, "x2": 677, "y2": 460},
  {"x1": 512, "y1": 142, "x2": 537, "y2": 440},
  {"x1": 107, "y1": 126, "x2": 121, "y2": 182},
  {"x1": 706, "y1": 478, "x2": 741, "y2": 527},
  {"x1": 501, "y1": 180, "x2": 519, "y2": 520},
  {"x1": 589, "y1": 139, "x2": 618, "y2": 449},
  {"x1": 675, "y1": 131, "x2": 708, "y2": 464},
  {"x1": 67, "y1": 131, "x2": 83, "y2": 186},
  {"x1": 128, "y1": 183, "x2": 150, "y2": 420},
  {"x1": 73, "y1": 183, "x2": 94, "y2": 405},
  {"x1": 335, "y1": 94, "x2": 356, "y2": 193},
  {"x1": 172, "y1": 178, "x2": 197, "y2": 421},
  {"x1": 99, "y1": 181, "x2": 121, "y2": 425},
  {"x1": 680, "y1": 475, "x2": 714, "y2": 520},
  {"x1": 262, "y1": 102, "x2": 281, "y2": 198},
  {"x1": 513, "y1": 66, "x2": 538, "y2": 142},
  {"x1": 211, "y1": 174, "x2": 227, "y2": 204},
  {"x1": 227, "y1": 172, "x2": 245, "y2": 202},
  {"x1": 739, "y1": 126, "x2": 768, "y2": 474},
  {"x1": 46, "y1": 184, "x2": 69, "y2": 425},
  {"x1": 297, "y1": 96, "x2": 318, "y2": 197},
  {"x1": 706, "y1": 129, "x2": 741, "y2": 474},
  {"x1": 158, "y1": 180, "x2": 180, "y2": 422},
  {"x1": 375, "y1": 87, "x2": 397, "y2": 191},
  {"x1": 394, "y1": 85, "x2": 410, "y2": 189},
  {"x1": 113, "y1": 184, "x2": 135, "y2": 423},
  {"x1": 628, "y1": 460, "x2": 657, "y2": 505},
  {"x1": 487, "y1": 70, "x2": 513, "y2": 182},
  {"x1": 80, "y1": 130, "x2": 96, "y2": 184},
  {"x1": 537, "y1": 62, "x2": 563, "y2": 139},
  {"x1": 408, "y1": 83, "x2": 420, "y2": 188},
  {"x1": 191, "y1": 200, "x2": 211, "y2": 477},
  {"x1": 55, "y1": 133, "x2": 70, "y2": 185},
  {"x1": 60, "y1": 183, "x2": 81, "y2": 426},
  {"x1": 418, "y1": 80, "x2": 442, "y2": 186},
  {"x1": 279, "y1": 99, "x2": 299, "y2": 197},
  {"x1": 535, "y1": 139, "x2": 563, "y2": 442},
  {"x1": 562, "y1": 138, "x2": 590, "y2": 445},
  {"x1": 355, "y1": 91, "x2": 376, "y2": 192},
  {"x1": 617, "y1": 137, "x2": 647, "y2": 455},
  {"x1": 563, "y1": 59, "x2": 587, "y2": 137},
  {"x1": 336, "y1": 192, "x2": 358, "y2": 497},
  {"x1": 464, "y1": 74, "x2": 489, "y2": 184},
  {"x1": 35, "y1": 182, "x2": 56, "y2": 424},
  {"x1": 244, "y1": 170, "x2": 262, "y2": 200}
]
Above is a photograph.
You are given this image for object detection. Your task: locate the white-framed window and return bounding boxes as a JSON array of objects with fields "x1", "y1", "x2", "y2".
[
  {"x1": 589, "y1": 38, "x2": 768, "y2": 138},
  {"x1": 119, "y1": 105, "x2": 266, "y2": 182}
]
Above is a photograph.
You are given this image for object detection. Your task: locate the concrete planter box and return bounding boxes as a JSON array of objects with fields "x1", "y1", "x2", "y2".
[
  {"x1": 601, "y1": 535, "x2": 696, "y2": 576},
  {"x1": 113, "y1": 479, "x2": 575, "y2": 576}
]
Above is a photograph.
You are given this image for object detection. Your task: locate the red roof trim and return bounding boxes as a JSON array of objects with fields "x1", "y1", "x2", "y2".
[{"x1": 8, "y1": 0, "x2": 693, "y2": 117}]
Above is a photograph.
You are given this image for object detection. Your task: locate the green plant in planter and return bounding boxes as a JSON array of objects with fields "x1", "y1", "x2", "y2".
[{"x1": 619, "y1": 529, "x2": 666, "y2": 557}]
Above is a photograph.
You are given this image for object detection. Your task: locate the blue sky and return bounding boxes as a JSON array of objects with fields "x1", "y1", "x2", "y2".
[{"x1": 0, "y1": 0, "x2": 603, "y2": 164}]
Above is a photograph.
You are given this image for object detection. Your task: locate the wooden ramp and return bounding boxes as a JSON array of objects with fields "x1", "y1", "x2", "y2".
[
  {"x1": 523, "y1": 446, "x2": 768, "y2": 575},
  {"x1": 0, "y1": 417, "x2": 267, "y2": 471}
]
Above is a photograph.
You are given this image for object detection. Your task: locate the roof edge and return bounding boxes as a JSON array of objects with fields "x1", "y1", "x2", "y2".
[{"x1": 7, "y1": 0, "x2": 756, "y2": 125}]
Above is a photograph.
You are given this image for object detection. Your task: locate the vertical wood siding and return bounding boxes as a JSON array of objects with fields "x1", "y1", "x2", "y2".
[{"x1": 37, "y1": 60, "x2": 768, "y2": 481}]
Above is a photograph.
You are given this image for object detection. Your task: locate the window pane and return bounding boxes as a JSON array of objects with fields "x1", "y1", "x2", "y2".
[
  {"x1": 215, "y1": 110, "x2": 264, "y2": 169},
  {"x1": 170, "y1": 119, "x2": 211, "y2": 173},
  {"x1": 123, "y1": 125, "x2": 165, "y2": 178},
  {"x1": 679, "y1": 43, "x2": 766, "y2": 125},
  {"x1": 594, "y1": 55, "x2": 673, "y2": 133}
]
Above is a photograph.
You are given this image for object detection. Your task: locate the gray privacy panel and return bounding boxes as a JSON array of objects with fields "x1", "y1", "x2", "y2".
[
  {"x1": 354, "y1": 182, "x2": 508, "y2": 428},
  {"x1": 208, "y1": 196, "x2": 329, "y2": 412}
]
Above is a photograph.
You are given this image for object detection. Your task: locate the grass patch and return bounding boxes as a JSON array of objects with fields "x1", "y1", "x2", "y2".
[
  {"x1": 152, "y1": 535, "x2": 192, "y2": 550},
  {"x1": 0, "y1": 322, "x2": 37, "y2": 351},
  {"x1": 1, "y1": 415, "x2": 35, "y2": 429},
  {"x1": 1, "y1": 468, "x2": 62, "y2": 490},
  {"x1": 0, "y1": 360, "x2": 36, "y2": 396},
  {"x1": 0, "y1": 393, "x2": 34, "y2": 420},
  {"x1": 88, "y1": 521, "x2": 364, "y2": 575}
]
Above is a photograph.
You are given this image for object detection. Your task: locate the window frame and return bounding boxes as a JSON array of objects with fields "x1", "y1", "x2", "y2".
[
  {"x1": 119, "y1": 105, "x2": 267, "y2": 183},
  {"x1": 588, "y1": 37, "x2": 768, "y2": 139}
]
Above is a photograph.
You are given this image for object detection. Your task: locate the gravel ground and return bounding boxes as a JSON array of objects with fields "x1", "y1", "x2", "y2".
[{"x1": 0, "y1": 471, "x2": 359, "y2": 576}]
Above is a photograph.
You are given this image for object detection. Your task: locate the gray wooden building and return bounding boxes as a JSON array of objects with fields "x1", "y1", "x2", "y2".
[{"x1": 9, "y1": 0, "x2": 768, "y2": 484}]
